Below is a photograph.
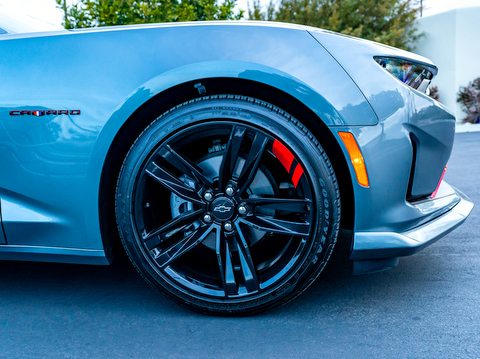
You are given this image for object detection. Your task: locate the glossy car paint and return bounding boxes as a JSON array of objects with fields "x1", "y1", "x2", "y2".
[
  {"x1": 308, "y1": 30, "x2": 473, "y2": 262},
  {"x1": 0, "y1": 21, "x2": 472, "y2": 267}
]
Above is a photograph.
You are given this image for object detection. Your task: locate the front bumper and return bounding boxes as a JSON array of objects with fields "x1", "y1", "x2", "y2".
[{"x1": 351, "y1": 183, "x2": 473, "y2": 261}]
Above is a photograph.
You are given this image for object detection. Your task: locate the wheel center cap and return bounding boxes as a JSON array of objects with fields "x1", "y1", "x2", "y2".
[{"x1": 211, "y1": 197, "x2": 235, "y2": 221}]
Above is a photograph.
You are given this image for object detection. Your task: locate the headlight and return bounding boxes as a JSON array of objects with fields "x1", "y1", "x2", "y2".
[{"x1": 374, "y1": 56, "x2": 435, "y2": 93}]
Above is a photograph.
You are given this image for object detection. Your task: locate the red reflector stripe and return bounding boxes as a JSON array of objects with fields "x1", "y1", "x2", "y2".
[
  {"x1": 431, "y1": 165, "x2": 447, "y2": 199},
  {"x1": 292, "y1": 163, "x2": 304, "y2": 188},
  {"x1": 273, "y1": 139, "x2": 294, "y2": 173}
]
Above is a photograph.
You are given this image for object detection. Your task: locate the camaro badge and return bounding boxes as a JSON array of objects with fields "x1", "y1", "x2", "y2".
[{"x1": 9, "y1": 110, "x2": 81, "y2": 116}]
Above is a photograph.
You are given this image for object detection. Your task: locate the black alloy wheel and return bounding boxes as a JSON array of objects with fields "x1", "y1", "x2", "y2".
[{"x1": 115, "y1": 95, "x2": 340, "y2": 315}]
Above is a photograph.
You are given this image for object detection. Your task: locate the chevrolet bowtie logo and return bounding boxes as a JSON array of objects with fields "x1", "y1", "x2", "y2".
[{"x1": 213, "y1": 205, "x2": 232, "y2": 213}]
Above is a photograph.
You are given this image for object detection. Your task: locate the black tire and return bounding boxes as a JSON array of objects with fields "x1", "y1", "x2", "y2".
[{"x1": 115, "y1": 95, "x2": 340, "y2": 316}]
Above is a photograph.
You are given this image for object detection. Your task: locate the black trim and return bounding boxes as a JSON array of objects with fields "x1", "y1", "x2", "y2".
[
  {"x1": 407, "y1": 132, "x2": 419, "y2": 201},
  {"x1": 0, "y1": 200, "x2": 7, "y2": 244}
]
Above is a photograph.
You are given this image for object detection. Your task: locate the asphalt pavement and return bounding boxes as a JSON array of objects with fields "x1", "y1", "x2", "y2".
[{"x1": 0, "y1": 132, "x2": 479, "y2": 358}]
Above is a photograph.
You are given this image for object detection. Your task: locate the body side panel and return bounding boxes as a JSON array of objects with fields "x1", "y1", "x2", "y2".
[
  {"x1": 0, "y1": 24, "x2": 375, "y2": 257},
  {"x1": 311, "y1": 30, "x2": 458, "y2": 241},
  {"x1": 331, "y1": 96, "x2": 456, "y2": 235}
]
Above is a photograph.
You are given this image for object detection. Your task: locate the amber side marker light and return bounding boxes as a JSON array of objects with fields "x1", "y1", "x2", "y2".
[{"x1": 338, "y1": 132, "x2": 370, "y2": 187}]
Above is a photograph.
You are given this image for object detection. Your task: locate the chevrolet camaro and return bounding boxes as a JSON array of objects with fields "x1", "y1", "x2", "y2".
[{"x1": 0, "y1": 9, "x2": 473, "y2": 315}]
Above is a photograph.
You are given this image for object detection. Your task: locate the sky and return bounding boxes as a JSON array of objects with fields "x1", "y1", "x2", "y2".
[{"x1": 1, "y1": 0, "x2": 480, "y2": 26}]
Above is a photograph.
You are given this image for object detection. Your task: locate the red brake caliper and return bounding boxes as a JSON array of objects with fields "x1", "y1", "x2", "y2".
[{"x1": 272, "y1": 139, "x2": 304, "y2": 188}]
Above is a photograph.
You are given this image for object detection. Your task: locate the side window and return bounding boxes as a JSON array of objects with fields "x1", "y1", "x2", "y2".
[{"x1": 0, "y1": 28, "x2": 7, "y2": 35}]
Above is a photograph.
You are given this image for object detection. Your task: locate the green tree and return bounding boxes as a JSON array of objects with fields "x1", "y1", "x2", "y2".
[
  {"x1": 248, "y1": 0, "x2": 275, "y2": 20},
  {"x1": 249, "y1": 0, "x2": 421, "y2": 50},
  {"x1": 56, "y1": 0, "x2": 244, "y2": 29}
]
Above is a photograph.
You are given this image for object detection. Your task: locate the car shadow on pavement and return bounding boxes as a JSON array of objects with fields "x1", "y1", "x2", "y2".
[{"x1": 0, "y1": 237, "x2": 450, "y2": 319}]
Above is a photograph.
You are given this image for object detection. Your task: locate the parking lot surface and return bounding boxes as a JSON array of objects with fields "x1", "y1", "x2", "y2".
[{"x1": 0, "y1": 132, "x2": 479, "y2": 358}]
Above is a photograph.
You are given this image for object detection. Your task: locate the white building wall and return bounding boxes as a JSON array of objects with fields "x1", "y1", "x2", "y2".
[{"x1": 415, "y1": 7, "x2": 480, "y2": 121}]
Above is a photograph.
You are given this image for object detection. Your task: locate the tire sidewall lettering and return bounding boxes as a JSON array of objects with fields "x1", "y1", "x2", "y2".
[{"x1": 115, "y1": 95, "x2": 340, "y2": 315}]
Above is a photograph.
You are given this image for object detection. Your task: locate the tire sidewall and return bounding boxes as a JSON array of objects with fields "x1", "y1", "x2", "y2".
[{"x1": 116, "y1": 96, "x2": 340, "y2": 315}]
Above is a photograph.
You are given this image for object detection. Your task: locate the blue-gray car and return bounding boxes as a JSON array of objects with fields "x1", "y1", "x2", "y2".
[{"x1": 0, "y1": 11, "x2": 473, "y2": 315}]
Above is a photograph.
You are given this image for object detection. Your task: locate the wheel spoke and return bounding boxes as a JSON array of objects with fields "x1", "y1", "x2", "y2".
[
  {"x1": 240, "y1": 215, "x2": 310, "y2": 237},
  {"x1": 216, "y1": 228, "x2": 237, "y2": 296},
  {"x1": 154, "y1": 224, "x2": 214, "y2": 268},
  {"x1": 215, "y1": 226, "x2": 260, "y2": 297},
  {"x1": 126, "y1": 107, "x2": 327, "y2": 305},
  {"x1": 235, "y1": 224, "x2": 260, "y2": 293},
  {"x1": 237, "y1": 133, "x2": 269, "y2": 194},
  {"x1": 243, "y1": 197, "x2": 311, "y2": 213},
  {"x1": 219, "y1": 125, "x2": 246, "y2": 188},
  {"x1": 160, "y1": 145, "x2": 214, "y2": 188},
  {"x1": 142, "y1": 208, "x2": 204, "y2": 245},
  {"x1": 145, "y1": 161, "x2": 204, "y2": 205}
]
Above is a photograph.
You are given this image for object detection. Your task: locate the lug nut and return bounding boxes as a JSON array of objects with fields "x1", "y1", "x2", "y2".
[
  {"x1": 223, "y1": 222, "x2": 233, "y2": 232},
  {"x1": 238, "y1": 204, "x2": 248, "y2": 215},
  {"x1": 225, "y1": 185, "x2": 235, "y2": 196},
  {"x1": 203, "y1": 213, "x2": 213, "y2": 223},
  {"x1": 203, "y1": 190, "x2": 214, "y2": 202}
]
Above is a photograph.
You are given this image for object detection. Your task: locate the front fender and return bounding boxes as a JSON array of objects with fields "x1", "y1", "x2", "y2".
[
  {"x1": 0, "y1": 23, "x2": 377, "y2": 256},
  {"x1": 87, "y1": 52, "x2": 379, "y2": 249},
  {"x1": 101, "y1": 60, "x2": 346, "y2": 141}
]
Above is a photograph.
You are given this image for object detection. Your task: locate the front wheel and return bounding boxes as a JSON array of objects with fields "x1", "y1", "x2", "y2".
[{"x1": 115, "y1": 95, "x2": 340, "y2": 315}]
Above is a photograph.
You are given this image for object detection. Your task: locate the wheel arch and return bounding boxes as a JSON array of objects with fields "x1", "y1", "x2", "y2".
[{"x1": 98, "y1": 73, "x2": 355, "y2": 262}]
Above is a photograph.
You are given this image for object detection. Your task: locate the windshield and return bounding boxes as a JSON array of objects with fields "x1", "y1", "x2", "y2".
[{"x1": 0, "y1": 5, "x2": 63, "y2": 34}]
